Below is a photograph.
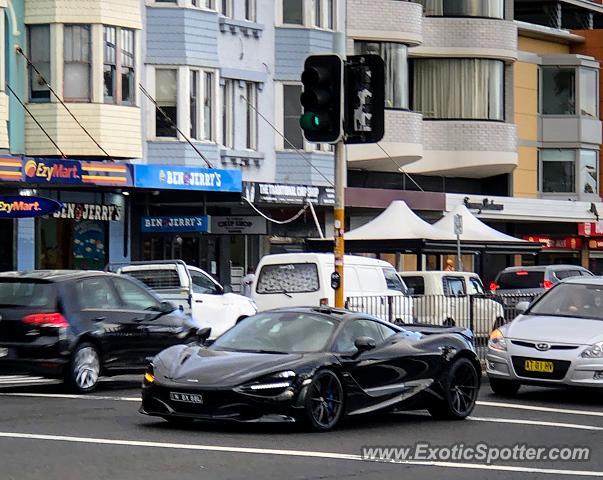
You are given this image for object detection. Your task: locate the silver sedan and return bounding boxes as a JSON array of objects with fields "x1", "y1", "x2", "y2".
[{"x1": 487, "y1": 277, "x2": 603, "y2": 394}]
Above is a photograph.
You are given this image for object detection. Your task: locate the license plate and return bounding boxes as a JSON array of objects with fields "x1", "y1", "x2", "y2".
[
  {"x1": 170, "y1": 392, "x2": 203, "y2": 404},
  {"x1": 0, "y1": 348, "x2": 7, "y2": 358},
  {"x1": 524, "y1": 359, "x2": 554, "y2": 373}
]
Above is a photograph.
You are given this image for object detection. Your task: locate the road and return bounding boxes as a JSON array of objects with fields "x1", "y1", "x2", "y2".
[{"x1": 0, "y1": 376, "x2": 601, "y2": 480}]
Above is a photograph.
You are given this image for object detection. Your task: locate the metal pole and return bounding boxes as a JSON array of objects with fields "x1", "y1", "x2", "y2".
[
  {"x1": 456, "y1": 233, "x2": 463, "y2": 272},
  {"x1": 334, "y1": 140, "x2": 346, "y2": 308}
]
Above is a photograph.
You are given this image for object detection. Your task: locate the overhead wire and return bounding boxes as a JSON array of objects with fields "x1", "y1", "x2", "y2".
[
  {"x1": 376, "y1": 142, "x2": 425, "y2": 192},
  {"x1": 242, "y1": 196, "x2": 309, "y2": 225}
]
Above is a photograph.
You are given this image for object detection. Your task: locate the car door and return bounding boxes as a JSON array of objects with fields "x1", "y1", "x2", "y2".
[
  {"x1": 111, "y1": 276, "x2": 187, "y2": 365},
  {"x1": 442, "y1": 276, "x2": 468, "y2": 327},
  {"x1": 73, "y1": 276, "x2": 141, "y2": 370},
  {"x1": 189, "y1": 269, "x2": 228, "y2": 336}
]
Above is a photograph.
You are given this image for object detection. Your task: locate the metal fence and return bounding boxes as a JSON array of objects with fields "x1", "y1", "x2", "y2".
[{"x1": 345, "y1": 292, "x2": 542, "y2": 363}]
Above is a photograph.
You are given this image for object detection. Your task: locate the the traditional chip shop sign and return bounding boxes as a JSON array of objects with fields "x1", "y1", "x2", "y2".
[{"x1": 52, "y1": 203, "x2": 121, "y2": 221}]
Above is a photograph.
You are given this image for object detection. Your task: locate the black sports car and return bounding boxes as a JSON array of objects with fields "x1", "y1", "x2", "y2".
[{"x1": 141, "y1": 307, "x2": 481, "y2": 431}]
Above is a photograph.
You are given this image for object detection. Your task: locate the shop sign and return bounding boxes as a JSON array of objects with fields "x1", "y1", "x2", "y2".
[
  {"x1": 587, "y1": 239, "x2": 603, "y2": 250},
  {"x1": 141, "y1": 215, "x2": 209, "y2": 233},
  {"x1": 243, "y1": 182, "x2": 335, "y2": 206},
  {"x1": 134, "y1": 165, "x2": 242, "y2": 192},
  {"x1": 523, "y1": 235, "x2": 582, "y2": 250},
  {"x1": 579, "y1": 222, "x2": 603, "y2": 237},
  {"x1": 52, "y1": 203, "x2": 121, "y2": 221},
  {"x1": 0, "y1": 195, "x2": 62, "y2": 219},
  {"x1": 0, "y1": 157, "x2": 24, "y2": 182},
  {"x1": 23, "y1": 158, "x2": 132, "y2": 186},
  {"x1": 210, "y1": 216, "x2": 267, "y2": 235}
]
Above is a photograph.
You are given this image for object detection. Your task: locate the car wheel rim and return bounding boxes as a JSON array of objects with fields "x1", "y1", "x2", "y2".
[
  {"x1": 309, "y1": 373, "x2": 342, "y2": 428},
  {"x1": 74, "y1": 347, "x2": 100, "y2": 390},
  {"x1": 450, "y1": 363, "x2": 478, "y2": 416}
]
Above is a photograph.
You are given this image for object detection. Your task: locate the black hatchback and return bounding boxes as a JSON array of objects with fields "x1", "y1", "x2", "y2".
[{"x1": 0, "y1": 271, "x2": 198, "y2": 393}]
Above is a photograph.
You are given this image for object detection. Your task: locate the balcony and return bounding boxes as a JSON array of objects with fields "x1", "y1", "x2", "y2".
[{"x1": 25, "y1": 0, "x2": 141, "y2": 28}]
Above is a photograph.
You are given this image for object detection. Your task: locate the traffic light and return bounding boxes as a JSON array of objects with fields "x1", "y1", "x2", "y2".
[
  {"x1": 299, "y1": 54, "x2": 343, "y2": 143},
  {"x1": 344, "y1": 54, "x2": 385, "y2": 144}
]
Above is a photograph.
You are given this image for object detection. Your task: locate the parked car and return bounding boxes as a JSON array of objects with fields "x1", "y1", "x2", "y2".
[
  {"x1": 399, "y1": 271, "x2": 504, "y2": 336},
  {"x1": 252, "y1": 253, "x2": 413, "y2": 323},
  {"x1": 115, "y1": 261, "x2": 257, "y2": 339},
  {"x1": 487, "y1": 277, "x2": 603, "y2": 395},
  {"x1": 0, "y1": 270, "x2": 199, "y2": 393},
  {"x1": 490, "y1": 265, "x2": 594, "y2": 308},
  {"x1": 141, "y1": 306, "x2": 480, "y2": 431}
]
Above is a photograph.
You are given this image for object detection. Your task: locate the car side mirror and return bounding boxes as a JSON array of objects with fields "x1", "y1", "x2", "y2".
[
  {"x1": 159, "y1": 301, "x2": 176, "y2": 313},
  {"x1": 196, "y1": 327, "x2": 212, "y2": 343},
  {"x1": 354, "y1": 336, "x2": 376, "y2": 353},
  {"x1": 516, "y1": 301, "x2": 530, "y2": 313}
]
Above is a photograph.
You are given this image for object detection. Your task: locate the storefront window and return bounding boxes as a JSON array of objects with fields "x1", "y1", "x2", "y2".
[
  {"x1": 541, "y1": 67, "x2": 576, "y2": 115},
  {"x1": 580, "y1": 149, "x2": 598, "y2": 195},
  {"x1": 355, "y1": 42, "x2": 408, "y2": 109},
  {"x1": 540, "y1": 150, "x2": 575, "y2": 193},
  {"x1": 418, "y1": 0, "x2": 504, "y2": 18},
  {"x1": 412, "y1": 59, "x2": 504, "y2": 120}
]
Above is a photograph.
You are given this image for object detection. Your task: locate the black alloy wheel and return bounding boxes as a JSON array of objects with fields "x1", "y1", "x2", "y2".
[
  {"x1": 305, "y1": 370, "x2": 344, "y2": 432},
  {"x1": 429, "y1": 358, "x2": 479, "y2": 420}
]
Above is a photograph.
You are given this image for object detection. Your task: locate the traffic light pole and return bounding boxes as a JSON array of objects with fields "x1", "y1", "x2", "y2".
[{"x1": 334, "y1": 140, "x2": 346, "y2": 308}]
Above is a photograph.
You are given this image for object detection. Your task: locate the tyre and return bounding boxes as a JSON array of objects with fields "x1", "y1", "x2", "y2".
[
  {"x1": 65, "y1": 342, "x2": 101, "y2": 393},
  {"x1": 304, "y1": 370, "x2": 344, "y2": 432},
  {"x1": 428, "y1": 358, "x2": 479, "y2": 420},
  {"x1": 489, "y1": 377, "x2": 521, "y2": 396}
]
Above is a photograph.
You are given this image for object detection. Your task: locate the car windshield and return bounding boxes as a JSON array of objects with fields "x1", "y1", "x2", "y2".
[
  {"x1": 528, "y1": 283, "x2": 603, "y2": 320},
  {"x1": 211, "y1": 311, "x2": 338, "y2": 353}
]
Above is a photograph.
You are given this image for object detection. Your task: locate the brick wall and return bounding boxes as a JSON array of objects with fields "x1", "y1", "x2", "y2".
[
  {"x1": 423, "y1": 121, "x2": 517, "y2": 152},
  {"x1": 383, "y1": 111, "x2": 423, "y2": 145},
  {"x1": 346, "y1": 0, "x2": 422, "y2": 41}
]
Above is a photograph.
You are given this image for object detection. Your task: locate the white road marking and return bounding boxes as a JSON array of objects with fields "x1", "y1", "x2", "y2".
[
  {"x1": 0, "y1": 431, "x2": 600, "y2": 477},
  {"x1": 0, "y1": 376, "x2": 56, "y2": 386},
  {"x1": 0, "y1": 392, "x2": 139, "y2": 402},
  {"x1": 469, "y1": 416, "x2": 603, "y2": 431},
  {"x1": 477, "y1": 400, "x2": 603, "y2": 418}
]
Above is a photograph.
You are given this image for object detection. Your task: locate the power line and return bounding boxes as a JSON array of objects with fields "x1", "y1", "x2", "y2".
[
  {"x1": 139, "y1": 84, "x2": 213, "y2": 168},
  {"x1": 6, "y1": 83, "x2": 67, "y2": 159},
  {"x1": 242, "y1": 196, "x2": 309, "y2": 224},
  {"x1": 240, "y1": 94, "x2": 335, "y2": 188},
  {"x1": 16, "y1": 46, "x2": 114, "y2": 161},
  {"x1": 376, "y1": 142, "x2": 424, "y2": 192}
]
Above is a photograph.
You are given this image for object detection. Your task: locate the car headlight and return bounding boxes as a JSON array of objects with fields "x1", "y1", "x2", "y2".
[
  {"x1": 242, "y1": 370, "x2": 296, "y2": 392},
  {"x1": 488, "y1": 328, "x2": 507, "y2": 352},
  {"x1": 581, "y1": 342, "x2": 603, "y2": 358}
]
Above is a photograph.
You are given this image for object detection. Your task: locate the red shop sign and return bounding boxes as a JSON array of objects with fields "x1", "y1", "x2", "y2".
[
  {"x1": 579, "y1": 222, "x2": 603, "y2": 237},
  {"x1": 587, "y1": 238, "x2": 603, "y2": 250},
  {"x1": 523, "y1": 235, "x2": 582, "y2": 250}
]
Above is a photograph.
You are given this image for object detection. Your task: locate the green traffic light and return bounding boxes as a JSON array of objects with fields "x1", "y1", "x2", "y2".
[{"x1": 300, "y1": 112, "x2": 320, "y2": 131}]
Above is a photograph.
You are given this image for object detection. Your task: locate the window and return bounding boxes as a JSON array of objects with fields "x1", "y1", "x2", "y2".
[
  {"x1": 333, "y1": 319, "x2": 392, "y2": 353},
  {"x1": 468, "y1": 277, "x2": 485, "y2": 295},
  {"x1": 497, "y1": 271, "x2": 544, "y2": 289},
  {"x1": 413, "y1": 58, "x2": 504, "y2": 120},
  {"x1": 155, "y1": 69, "x2": 178, "y2": 137},
  {"x1": 113, "y1": 277, "x2": 161, "y2": 311},
  {"x1": 190, "y1": 70, "x2": 215, "y2": 141},
  {"x1": 443, "y1": 277, "x2": 466, "y2": 296},
  {"x1": 64, "y1": 25, "x2": 91, "y2": 101},
  {"x1": 541, "y1": 150, "x2": 575, "y2": 193},
  {"x1": 204, "y1": 72, "x2": 214, "y2": 140},
  {"x1": 245, "y1": 0, "x2": 257, "y2": 21},
  {"x1": 419, "y1": 0, "x2": 504, "y2": 18},
  {"x1": 580, "y1": 68, "x2": 598, "y2": 118},
  {"x1": 104, "y1": 27, "x2": 116, "y2": 103},
  {"x1": 77, "y1": 278, "x2": 119, "y2": 310},
  {"x1": 120, "y1": 29, "x2": 135, "y2": 104},
  {"x1": 104, "y1": 27, "x2": 135, "y2": 105},
  {"x1": 256, "y1": 263, "x2": 320, "y2": 294},
  {"x1": 314, "y1": 0, "x2": 322, "y2": 27},
  {"x1": 0, "y1": 281, "x2": 55, "y2": 308},
  {"x1": 382, "y1": 268, "x2": 407, "y2": 293},
  {"x1": 192, "y1": 0, "x2": 215, "y2": 7},
  {"x1": 542, "y1": 67, "x2": 575, "y2": 115},
  {"x1": 221, "y1": 79, "x2": 234, "y2": 148},
  {"x1": 190, "y1": 70, "x2": 199, "y2": 139},
  {"x1": 125, "y1": 269, "x2": 180, "y2": 289},
  {"x1": 580, "y1": 149, "x2": 598, "y2": 195},
  {"x1": 191, "y1": 271, "x2": 221, "y2": 294},
  {"x1": 314, "y1": 0, "x2": 335, "y2": 29},
  {"x1": 29, "y1": 25, "x2": 51, "y2": 101},
  {"x1": 283, "y1": 0, "x2": 304, "y2": 25},
  {"x1": 219, "y1": 0, "x2": 233, "y2": 17},
  {"x1": 355, "y1": 41, "x2": 408, "y2": 109},
  {"x1": 402, "y1": 276, "x2": 424, "y2": 295},
  {"x1": 246, "y1": 82, "x2": 258, "y2": 150},
  {"x1": 283, "y1": 84, "x2": 304, "y2": 149}
]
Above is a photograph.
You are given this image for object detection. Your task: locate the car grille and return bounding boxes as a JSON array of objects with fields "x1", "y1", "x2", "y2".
[
  {"x1": 511, "y1": 341, "x2": 579, "y2": 351},
  {"x1": 511, "y1": 356, "x2": 570, "y2": 380}
]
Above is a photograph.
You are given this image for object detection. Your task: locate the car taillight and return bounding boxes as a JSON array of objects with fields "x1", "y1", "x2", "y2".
[
  {"x1": 489, "y1": 282, "x2": 499, "y2": 292},
  {"x1": 22, "y1": 313, "x2": 69, "y2": 328},
  {"x1": 516, "y1": 271, "x2": 529, "y2": 276},
  {"x1": 319, "y1": 298, "x2": 329, "y2": 306},
  {"x1": 543, "y1": 280, "x2": 553, "y2": 289}
]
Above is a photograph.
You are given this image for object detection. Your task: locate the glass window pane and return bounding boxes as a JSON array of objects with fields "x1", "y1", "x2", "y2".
[
  {"x1": 113, "y1": 277, "x2": 160, "y2": 311},
  {"x1": 155, "y1": 69, "x2": 178, "y2": 137},
  {"x1": 283, "y1": 0, "x2": 304, "y2": 24},
  {"x1": 413, "y1": 59, "x2": 503, "y2": 120},
  {"x1": 355, "y1": 41, "x2": 408, "y2": 109},
  {"x1": 314, "y1": 0, "x2": 322, "y2": 27},
  {"x1": 64, "y1": 25, "x2": 91, "y2": 101},
  {"x1": 541, "y1": 150, "x2": 575, "y2": 193},
  {"x1": 419, "y1": 0, "x2": 504, "y2": 18},
  {"x1": 283, "y1": 85, "x2": 304, "y2": 149},
  {"x1": 580, "y1": 150, "x2": 598, "y2": 195},
  {"x1": 542, "y1": 67, "x2": 576, "y2": 115},
  {"x1": 29, "y1": 25, "x2": 51, "y2": 100},
  {"x1": 190, "y1": 70, "x2": 199, "y2": 139},
  {"x1": 77, "y1": 278, "x2": 119, "y2": 310},
  {"x1": 326, "y1": 0, "x2": 334, "y2": 29},
  {"x1": 204, "y1": 72, "x2": 214, "y2": 140},
  {"x1": 580, "y1": 68, "x2": 597, "y2": 118}
]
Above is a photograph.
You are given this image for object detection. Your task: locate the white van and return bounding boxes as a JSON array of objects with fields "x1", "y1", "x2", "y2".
[{"x1": 252, "y1": 253, "x2": 413, "y2": 323}]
